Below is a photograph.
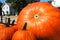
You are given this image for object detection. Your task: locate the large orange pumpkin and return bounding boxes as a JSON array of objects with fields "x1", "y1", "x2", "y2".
[{"x1": 17, "y1": 2, "x2": 60, "y2": 38}]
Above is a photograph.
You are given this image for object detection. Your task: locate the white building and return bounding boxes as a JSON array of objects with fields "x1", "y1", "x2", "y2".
[
  {"x1": 51, "y1": 0, "x2": 60, "y2": 7},
  {"x1": 1, "y1": 3, "x2": 16, "y2": 16},
  {"x1": 1, "y1": 3, "x2": 18, "y2": 24}
]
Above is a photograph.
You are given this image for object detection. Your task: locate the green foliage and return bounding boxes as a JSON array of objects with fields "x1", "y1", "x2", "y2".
[
  {"x1": 5, "y1": 0, "x2": 38, "y2": 14},
  {"x1": 25, "y1": 0, "x2": 32, "y2": 3},
  {"x1": 5, "y1": 0, "x2": 28, "y2": 14},
  {"x1": 12, "y1": 0, "x2": 27, "y2": 12},
  {"x1": 0, "y1": 2, "x2": 2, "y2": 5}
]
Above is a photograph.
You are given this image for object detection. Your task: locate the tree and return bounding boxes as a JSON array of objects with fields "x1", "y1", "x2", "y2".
[
  {"x1": 12, "y1": 0, "x2": 28, "y2": 14},
  {"x1": 5, "y1": 0, "x2": 12, "y2": 3},
  {"x1": 5, "y1": 0, "x2": 38, "y2": 14},
  {"x1": 5, "y1": 0, "x2": 28, "y2": 14},
  {"x1": 25, "y1": 0, "x2": 32, "y2": 3}
]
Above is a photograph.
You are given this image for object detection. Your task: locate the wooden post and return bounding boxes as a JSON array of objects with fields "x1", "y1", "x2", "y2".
[{"x1": 8, "y1": 17, "x2": 10, "y2": 25}]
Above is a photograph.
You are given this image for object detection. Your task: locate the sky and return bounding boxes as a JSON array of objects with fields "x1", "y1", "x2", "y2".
[
  {"x1": 0, "y1": 0, "x2": 49, "y2": 3},
  {"x1": 40, "y1": 0, "x2": 48, "y2": 2},
  {"x1": 0, "y1": 0, "x2": 6, "y2": 3}
]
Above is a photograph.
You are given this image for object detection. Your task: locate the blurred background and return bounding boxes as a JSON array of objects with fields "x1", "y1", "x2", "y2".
[{"x1": 0, "y1": 0, "x2": 60, "y2": 24}]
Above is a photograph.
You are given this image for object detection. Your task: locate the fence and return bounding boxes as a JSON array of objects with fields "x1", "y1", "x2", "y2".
[{"x1": 0, "y1": 16, "x2": 17, "y2": 24}]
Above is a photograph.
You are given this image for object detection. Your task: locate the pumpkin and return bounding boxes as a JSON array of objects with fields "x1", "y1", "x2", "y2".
[
  {"x1": 17, "y1": 2, "x2": 60, "y2": 38},
  {"x1": 0, "y1": 23, "x2": 6, "y2": 28},
  {"x1": 0, "y1": 24, "x2": 18, "y2": 40},
  {"x1": 12, "y1": 23, "x2": 36, "y2": 40},
  {"x1": 12, "y1": 30, "x2": 36, "y2": 40},
  {"x1": 48, "y1": 29, "x2": 60, "y2": 40}
]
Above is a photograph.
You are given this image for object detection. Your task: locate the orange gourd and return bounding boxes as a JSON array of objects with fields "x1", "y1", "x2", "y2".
[
  {"x1": 12, "y1": 30, "x2": 36, "y2": 40},
  {"x1": 17, "y1": 2, "x2": 60, "y2": 38},
  {"x1": 0, "y1": 23, "x2": 6, "y2": 28},
  {"x1": 0, "y1": 24, "x2": 18, "y2": 40},
  {"x1": 12, "y1": 23, "x2": 36, "y2": 40}
]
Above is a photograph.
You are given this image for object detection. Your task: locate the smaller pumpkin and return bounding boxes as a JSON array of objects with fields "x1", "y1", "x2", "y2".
[
  {"x1": 12, "y1": 30, "x2": 36, "y2": 40},
  {"x1": 12, "y1": 23, "x2": 36, "y2": 40},
  {"x1": 0, "y1": 24, "x2": 18, "y2": 40},
  {"x1": 0, "y1": 23, "x2": 6, "y2": 28}
]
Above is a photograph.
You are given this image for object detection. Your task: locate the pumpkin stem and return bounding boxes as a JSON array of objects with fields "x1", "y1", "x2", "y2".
[
  {"x1": 8, "y1": 18, "x2": 10, "y2": 25},
  {"x1": 22, "y1": 22, "x2": 27, "y2": 30},
  {"x1": 11, "y1": 20, "x2": 15, "y2": 26}
]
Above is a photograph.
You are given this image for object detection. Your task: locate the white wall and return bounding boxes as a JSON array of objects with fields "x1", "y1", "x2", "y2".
[
  {"x1": 54, "y1": 0, "x2": 60, "y2": 2},
  {"x1": 2, "y1": 3, "x2": 10, "y2": 15},
  {"x1": 51, "y1": 0, "x2": 60, "y2": 7}
]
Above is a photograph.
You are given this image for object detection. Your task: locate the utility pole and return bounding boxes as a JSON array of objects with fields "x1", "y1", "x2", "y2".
[{"x1": 0, "y1": 7, "x2": 3, "y2": 23}]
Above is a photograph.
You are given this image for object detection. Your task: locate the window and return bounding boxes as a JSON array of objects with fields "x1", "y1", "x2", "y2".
[
  {"x1": 2, "y1": 11, "x2": 5, "y2": 15},
  {"x1": 2, "y1": 11, "x2": 4, "y2": 14},
  {"x1": 3, "y1": 7, "x2": 5, "y2": 9},
  {"x1": 6, "y1": 11, "x2": 8, "y2": 14}
]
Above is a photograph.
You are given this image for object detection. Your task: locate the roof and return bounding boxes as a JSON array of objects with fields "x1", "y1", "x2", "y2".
[{"x1": 1, "y1": 2, "x2": 11, "y2": 8}]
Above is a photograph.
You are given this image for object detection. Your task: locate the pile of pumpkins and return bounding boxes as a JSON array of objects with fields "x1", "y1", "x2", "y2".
[{"x1": 0, "y1": 2, "x2": 60, "y2": 40}]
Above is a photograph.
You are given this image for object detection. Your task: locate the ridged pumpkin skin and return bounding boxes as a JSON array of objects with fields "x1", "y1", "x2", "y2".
[
  {"x1": 17, "y1": 2, "x2": 60, "y2": 38},
  {"x1": 0, "y1": 25, "x2": 17, "y2": 40},
  {"x1": 0, "y1": 23, "x2": 6, "y2": 28},
  {"x1": 12, "y1": 30, "x2": 36, "y2": 40}
]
